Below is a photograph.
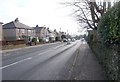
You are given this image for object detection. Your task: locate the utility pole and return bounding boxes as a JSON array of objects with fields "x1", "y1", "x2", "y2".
[
  {"x1": 59, "y1": 28, "x2": 61, "y2": 41},
  {"x1": 67, "y1": 29, "x2": 69, "y2": 40},
  {"x1": 60, "y1": 28, "x2": 61, "y2": 32}
]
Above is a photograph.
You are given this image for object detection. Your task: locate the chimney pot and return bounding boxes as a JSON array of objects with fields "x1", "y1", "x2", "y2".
[{"x1": 15, "y1": 18, "x2": 19, "y2": 22}]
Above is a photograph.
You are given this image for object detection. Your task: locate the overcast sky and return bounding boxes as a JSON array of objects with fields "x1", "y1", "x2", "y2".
[{"x1": 0, "y1": 0, "x2": 86, "y2": 35}]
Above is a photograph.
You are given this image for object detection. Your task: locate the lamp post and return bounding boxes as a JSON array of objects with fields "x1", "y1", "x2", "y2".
[{"x1": 67, "y1": 29, "x2": 68, "y2": 39}]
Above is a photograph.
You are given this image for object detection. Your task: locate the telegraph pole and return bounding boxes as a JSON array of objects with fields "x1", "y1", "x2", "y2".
[{"x1": 67, "y1": 29, "x2": 68, "y2": 40}]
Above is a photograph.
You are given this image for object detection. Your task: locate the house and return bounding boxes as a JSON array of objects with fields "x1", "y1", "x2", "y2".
[
  {"x1": 0, "y1": 22, "x2": 3, "y2": 43},
  {"x1": 3, "y1": 18, "x2": 35, "y2": 41},
  {"x1": 34, "y1": 25, "x2": 49, "y2": 42},
  {"x1": 47, "y1": 28, "x2": 56, "y2": 42},
  {"x1": 53, "y1": 29, "x2": 61, "y2": 41},
  {"x1": 60, "y1": 31, "x2": 67, "y2": 40}
]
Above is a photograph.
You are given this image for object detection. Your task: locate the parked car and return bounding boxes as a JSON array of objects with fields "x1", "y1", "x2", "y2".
[
  {"x1": 67, "y1": 39, "x2": 71, "y2": 44},
  {"x1": 49, "y1": 37, "x2": 55, "y2": 42},
  {"x1": 43, "y1": 38, "x2": 49, "y2": 43},
  {"x1": 63, "y1": 38, "x2": 67, "y2": 42},
  {"x1": 71, "y1": 38, "x2": 76, "y2": 42},
  {"x1": 26, "y1": 36, "x2": 33, "y2": 46},
  {"x1": 81, "y1": 38, "x2": 85, "y2": 41}
]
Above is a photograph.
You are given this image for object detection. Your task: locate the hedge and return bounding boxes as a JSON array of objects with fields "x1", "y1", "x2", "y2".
[
  {"x1": 97, "y1": 2, "x2": 120, "y2": 45},
  {"x1": 87, "y1": 39, "x2": 119, "y2": 80},
  {"x1": 87, "y1": 2, "x2": 120, "y2": 81}
]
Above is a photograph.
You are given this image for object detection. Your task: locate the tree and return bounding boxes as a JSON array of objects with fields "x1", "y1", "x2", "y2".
[
  {"x1": 97, "y1": 2, "x2": 120, "y2": 45},
  {"x1": 63, "y1": 0, "x2": 113, "y2": 42}
]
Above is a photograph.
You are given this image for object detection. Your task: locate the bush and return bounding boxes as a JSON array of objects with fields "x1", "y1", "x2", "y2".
[
  {"x1": 88, "y1": 41, "x2": 119, "y2": 80},
  {"x1": 97, "y1": 2, "x2": 120, "y2": 45},
  {"x1": 32, "y1": 38, "x2": 37, "y2": 42},
  {"x1": 87, "y1": 2, "x2": 120, "y2": 81},
  {"x1": 39, "y1": 38, "x2": 43, "y2": 42}
]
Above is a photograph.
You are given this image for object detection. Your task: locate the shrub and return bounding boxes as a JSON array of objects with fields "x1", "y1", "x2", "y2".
[
  {"x1": 32, "y1": 38, "x2": 37, "y2": 42},
  {"x1": 97, "y1": 2, "x2": 120, "y2": 45},
  {"x1": 88, "y1": 2, "x2": 120, "y2": 81},
  {"x1": 88, "y1": 41, "x2": 119, "y2": 80},
  {"x1": 39, "y1": 38, "x2": 43, "y2": 42},
  {"x1": 87, "y1": 2, "x2": 120, "y2": 81}
]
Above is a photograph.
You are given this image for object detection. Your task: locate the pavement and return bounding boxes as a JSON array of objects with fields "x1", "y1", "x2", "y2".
[
  {"x1": 60, "y1": 41, "x2": 107, "y2": 80},
  {"x1": 1, "y1": 40, "x2": 106, "y2": 80}
]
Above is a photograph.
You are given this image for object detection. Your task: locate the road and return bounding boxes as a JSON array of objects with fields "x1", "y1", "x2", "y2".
[{"x1": 2, "y1": 40, "x2": 82, "y2": 80}]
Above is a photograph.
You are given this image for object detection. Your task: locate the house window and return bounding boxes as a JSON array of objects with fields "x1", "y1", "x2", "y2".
[
  {"x1": 16, "y1": 29, "x2": 20, "y2": 33},
  {"x1": 19, "y1": 29, "x2": 21, "y2": 33},
  {"x1": 21, "y1": 29, "x2": 25, "y2": 34}
]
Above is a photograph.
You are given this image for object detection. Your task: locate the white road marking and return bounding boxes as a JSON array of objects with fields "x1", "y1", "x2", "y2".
[
  {"x1": 3, "y1": 53, "x2": 11, "y2": 56},
  {"x1": 1, "y1": 43, "x2": 66, "y2": 69},
  {"x1": 38, "y1": 49, "x2": 53, "y2": 56},
  {"x1": 37, "y1": 44, "x2": 65, "y2": 56},
  {"x1": 54, "y1": 44, "x2": 65, "y2": 49},
  {"x1": 1, "y1": 43, "x2": 64, "y2": 69},
  {"x1": 2, "y1": 42, "x2": 63, "y2": 57},
  {"x1": 2, "y1": 42, "x2": 61, "y2": 53},
  {"x1": 0, "y1": 57, "x2": 32, "y2": 69}
]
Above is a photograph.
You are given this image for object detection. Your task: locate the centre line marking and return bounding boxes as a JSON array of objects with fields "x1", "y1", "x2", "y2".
[{"x1": 0, "y1": 57, "x2": 32, "y2": 69}]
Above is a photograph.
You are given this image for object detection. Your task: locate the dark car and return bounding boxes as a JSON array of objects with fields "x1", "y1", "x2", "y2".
[{"x1": 63, "y1": 38, "x2": 67, "y2": 42}]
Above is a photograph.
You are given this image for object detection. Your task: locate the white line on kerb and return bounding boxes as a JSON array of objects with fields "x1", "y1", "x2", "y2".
[{"x1": 0, "y1": 57, "x2": 32, "y2": 69}]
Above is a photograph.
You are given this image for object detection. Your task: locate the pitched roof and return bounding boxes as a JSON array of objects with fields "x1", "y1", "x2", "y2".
[
  {"x1": 34, "y1": 25, "x2": 46, "y2": 33},
  {"x1": 3, "y1": 18, "x2": 33, "y2": 29},
  {"x1": 35, "y1": 27, "x2": 43, "y2": 33},
  {"x1": 47, "y1": 29, "x2": 53, "y2": 33},
  {"x1": 54, "y1": 30, "x2": 59, "y2": 35},
  {"x1": 0, "y1": 22, "x2": 3, "y2": 24}
]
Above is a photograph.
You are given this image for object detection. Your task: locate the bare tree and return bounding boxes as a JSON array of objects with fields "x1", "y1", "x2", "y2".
[{"x1": 63, "y1": 0, "x2": 113, "y2": 42}]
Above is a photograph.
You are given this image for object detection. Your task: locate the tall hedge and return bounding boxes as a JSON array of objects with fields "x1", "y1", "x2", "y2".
[
  {"x1": 88, "y1": 2, "x2": 120, "y2": 81},
  {"x1": 97, "y1": 2, "x2": 120, "y2": 45}
]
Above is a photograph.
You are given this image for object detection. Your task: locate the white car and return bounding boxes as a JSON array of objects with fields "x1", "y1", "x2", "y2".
[
  {"x1": 43, "y1": 38, "x2": 49, "y2": 43},
  {"x1": 71, "y1": 38, "x2": 75, "y2": 42},
  {"x1": 66, "y1": 39, "x2": 71, "y2": 45}
]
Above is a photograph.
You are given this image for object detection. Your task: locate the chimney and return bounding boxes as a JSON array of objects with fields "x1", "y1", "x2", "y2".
[
  {"x1": 54, "y1": 29, "x2": 56, "y2": 32},
  {"x1": 15, "y1": 18, "x2": 19, "y2": 22},
  {"x1": 47, "y1": 27, "x2": 49, "y2": 30},
  {"x1": 36, "y1": 25, "x2": 39, "y2": 27},
  {"x1": 0, "y1": 22, "x2": 3, "y2": 24}
]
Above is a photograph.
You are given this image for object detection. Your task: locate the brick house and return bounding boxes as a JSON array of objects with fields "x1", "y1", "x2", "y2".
[
  {"x1": 53, "y1": 29, "x2": 61, "y2": 41},
  {"x1": 34, "y1": 25, "x2": 49, "y2": 42},
  {"x1": 47, "y1": 28, "x2": 56, "y2": 42},
  {"x1": 0, "y1": 22, "x2": 3, "y2": 44},
  {"x1": 3, "y1": 18, "x2": 35, "y2": 41}
]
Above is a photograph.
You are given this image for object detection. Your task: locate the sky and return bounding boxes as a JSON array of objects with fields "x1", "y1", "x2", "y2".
[{"x1": 0, "y1": 0, "x2": 86, "y2": 35}]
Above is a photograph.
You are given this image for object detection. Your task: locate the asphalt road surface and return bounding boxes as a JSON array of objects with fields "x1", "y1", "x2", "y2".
[{"x1": 2, "y1": 40, "x2": 82, "y2": 80}]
